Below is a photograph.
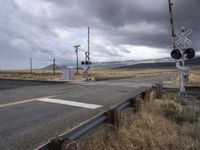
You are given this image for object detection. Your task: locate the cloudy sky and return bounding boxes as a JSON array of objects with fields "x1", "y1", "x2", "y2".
[{"x1": 0, "y1": 0, "x2": 199, "y2": 69}]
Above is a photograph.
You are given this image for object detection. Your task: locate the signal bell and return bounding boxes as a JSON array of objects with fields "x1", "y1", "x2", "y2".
[{"x1": 171, "y1": 48, "x2": 195, "y2": 60}]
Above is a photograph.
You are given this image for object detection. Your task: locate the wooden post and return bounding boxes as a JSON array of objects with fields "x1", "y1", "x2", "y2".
[
  {"x1": 107, "y1": 109, "x2": 122, "y2": 129},
  {"x1": 49, "y1": 138, "x2": 79, "y2": 150},
  {"x1": 154, "y1": 84, "x2": 163, "y2": 99},
  {"x1": 49, "y1": 137, "x2": 64, "y2": 150},
  {"x1": 131, "y1": 98, "x2": 142, "y2": 112},
  {"x1": 141, "y1": 89, "x2": 151, "y2": 101},
  {"x1": 61, "y1": 140, "x2": 80, "y2": 150}
]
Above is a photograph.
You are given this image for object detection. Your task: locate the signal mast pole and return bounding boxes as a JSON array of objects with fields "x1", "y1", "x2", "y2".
[
  {"x1": 168, "y1": 0, "x2": 185, "y2": 93},
  {"x1": 83, "y1": 27, "x2": 91, "y2": 81},
  {"x1": 168, "y1": 0, "x2": 176, "y2": 49}
]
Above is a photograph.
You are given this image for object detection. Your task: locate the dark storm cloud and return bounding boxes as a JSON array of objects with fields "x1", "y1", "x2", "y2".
[
  {"x1": 0, "y1": 0, "x2": 200, "y2": 69},
  {"x1": 45, "y1": 0, "x2": 200, "y2": 48},
  {"x1": 173, "y1": 0, "x2": 200, "y2": 49},
  {"x1": 0, "y1": 0, "x2": 75, "y2": 69}
]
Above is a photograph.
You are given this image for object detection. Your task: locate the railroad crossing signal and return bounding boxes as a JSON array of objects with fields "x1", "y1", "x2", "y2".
[
  {"x1": 167, "y1": 1, "x2": 194, "y2": 94},
  {"x1": 171, "y1": 27, "x2": 195, "y2": 94},
  {"x1": 175, "y1": 27, "x2": 192, "y2": 47}
]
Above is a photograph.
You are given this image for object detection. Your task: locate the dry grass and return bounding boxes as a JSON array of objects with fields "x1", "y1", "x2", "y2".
[
  {"x1": 189, "y1": 71, "x2": 200, "y2": 85},
  {"x1": 0, "y1": 71, "x2": 61, "y2": 80},
  {"x1": 161, "y1": 101, "x2": 198, "y2": 124},
  {"x1": 181, "y1": 122, "x2": 200, "y2": 139},
  {"x1": 0, "y1": 68, "x2": 173, "y2": 81},
  {"x1": 90, "y1": 68, "x2": 173, "y2": 78},
  {"x1": 74, "y1": 68, "x2": 173, "y2": 80},
  {"x1": 82, "y1": 94, "x2": 200, "y2": 150}
]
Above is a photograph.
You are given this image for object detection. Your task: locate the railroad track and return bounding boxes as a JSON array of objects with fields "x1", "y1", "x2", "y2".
[{"x1": 0, "y1": 78, "x2": 66, "y2": 90}]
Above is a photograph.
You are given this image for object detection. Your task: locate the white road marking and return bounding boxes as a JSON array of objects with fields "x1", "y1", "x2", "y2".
[
  {"x1": 37, "y1": 98, "x2": 102, "y2": 109},
  {"x1": 0, "y1": 99, "x2": 35, "y2": 108},
  {"x1": 0, "y1": 95, "x2": 58, "y2": 108}
]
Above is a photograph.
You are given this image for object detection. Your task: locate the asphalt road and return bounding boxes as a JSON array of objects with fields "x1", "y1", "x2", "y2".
[{"x1": 0, "y1": 73, "x2": 173, "y2": 150}]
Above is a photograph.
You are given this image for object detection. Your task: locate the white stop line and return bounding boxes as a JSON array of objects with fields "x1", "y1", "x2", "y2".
[{"x1": 37, "y1": 98, "x2": 102, "y2": 109}]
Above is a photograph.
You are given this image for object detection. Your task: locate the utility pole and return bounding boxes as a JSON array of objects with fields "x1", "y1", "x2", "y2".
[
  {"x1": 88, "y1": 27, "x2": 90, "y2": 58},
  {"x1": 53, "y1": 58, "x2": 55, "y2": 76},
  {"x1": 30, "y1": 57, "x2": 32, "y2": 74},
  {"x1": 73, "y1": 45, "x2": 81, "y2": 75}
]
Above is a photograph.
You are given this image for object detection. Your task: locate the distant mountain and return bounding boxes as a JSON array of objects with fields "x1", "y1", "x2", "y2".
[
  {"x1": 115, "y1": 62, "x2": 175, "y2": 69},
  {"x1": 92, "y1": 57, "x2": 173, "y2": 69},
  {"x1": 42, "y1": 57, "x2": 200, "y2": 70},
  {"x1": 185, "y1": 57, "x2": 200, "y2": 66},
  {"x1": 42, "y1": 64, "x2": 68, "y2": 70},
  {"x1": 115, "y1": 57, "x2": 200, "y2": 69},
  {"x1": 43, "y1": 64, "x2": 63, "y2": 70}
]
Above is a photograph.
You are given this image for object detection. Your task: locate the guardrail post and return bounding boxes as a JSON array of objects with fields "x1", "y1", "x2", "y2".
[
  {"x1": 131, "y1": 98, "x2": 142, "y2": 112},
  {"x1": 141, "y1": 89, "x2": 150, "y2": 101},
  {"x1": 61, "y1": 140, "x2": 80, "y2": 150},
  {"x1": 154, "y1": 84, "x2": 163, "y2": 99},
  {"x1": 49, "y1": 137, "x2": 64, "y2": 150},
  {"x1": 107, "y1": 109, "x2": 122, "y2": 129},
  {"x1": 48, "y1": 138, "x2": 79, "y2": 150}
]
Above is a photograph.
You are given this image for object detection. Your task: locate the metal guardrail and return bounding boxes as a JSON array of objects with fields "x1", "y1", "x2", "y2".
[{"x1": 37, "y1": 86, "x2": 159, "y2": 150}]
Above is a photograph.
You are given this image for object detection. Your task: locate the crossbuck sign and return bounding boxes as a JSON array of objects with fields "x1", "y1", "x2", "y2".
[{"x1": 175, "y1": 27, "x2": 192, "y2": 47}]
